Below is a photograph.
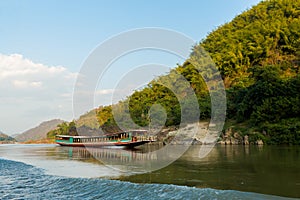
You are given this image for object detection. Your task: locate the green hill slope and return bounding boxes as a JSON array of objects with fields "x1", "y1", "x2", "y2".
[
  {"x1": 52, "y1": 0, "x2": 300, "y2": 144},
  {"x1": 194, "y1": 0, "x2": 300, "y2": 144},
  {"x1": 198, "y1": 0, "x2": 299, "y2": 88}
]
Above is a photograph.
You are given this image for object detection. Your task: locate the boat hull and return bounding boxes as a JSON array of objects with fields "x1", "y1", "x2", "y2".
[{"x1": 56, "y1": 140, "x2": 151, "y2": 148}]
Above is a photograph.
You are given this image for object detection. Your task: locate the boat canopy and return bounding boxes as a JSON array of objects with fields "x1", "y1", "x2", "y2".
[{"x1": 55, "y1": 130, "x2": 148, "y2": 139}]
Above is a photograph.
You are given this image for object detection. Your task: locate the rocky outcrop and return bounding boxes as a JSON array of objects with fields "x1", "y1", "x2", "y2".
[
  {"x1": 160, "y1": 122, "x2": 220, "y2": 145},
  {"x1": 218, "y1": 127, "x2": 264, "y2": 145},
  {"x1": 156, "y1": 124, "x2": 265, "y2": 145},
  {"x1": 218, "y1": 128, "x2": 242, "y2": 145},
  {"x1": 256, "y1": 139, "x2": 264, "y2": 145},
  {"x1": 243, "y1": 135, "x2": 249, "y2": 145}
]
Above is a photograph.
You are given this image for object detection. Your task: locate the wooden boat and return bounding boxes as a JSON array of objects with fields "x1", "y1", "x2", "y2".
[{"x1": 55, "y1": 130, "x2": 155, "y2": 148}]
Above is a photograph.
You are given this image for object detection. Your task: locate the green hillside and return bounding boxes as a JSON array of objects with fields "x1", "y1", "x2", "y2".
[
  {"x1": 50, "y1": 0, "x2": 300, "y2": 144},
  {"x1": 75, "y1": 110, "x2": 100, "y2": 129},
  {"x1": 198, "y1": 0, "x2": 299, "y2": 88},
  {"x1": 197, "y1": 0, "x2": 300, "y2": 144}
]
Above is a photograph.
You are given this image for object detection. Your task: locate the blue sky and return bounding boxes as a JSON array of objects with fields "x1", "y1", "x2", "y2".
[
  {"x1": 0, "y1": 0, "x2": 261, "y2": 134},
  {"x1": 1, "y1": 0, "x2": 260, "y2": 70}
]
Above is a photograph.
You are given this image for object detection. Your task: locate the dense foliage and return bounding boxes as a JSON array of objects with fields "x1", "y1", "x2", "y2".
[
  {"x1": 199, "y1": 0, "x2": 300, "y2": 88},
  {"x1": 227, "y1": 66, "x2": 300, "y2": 144},
  {"x1": 200, "y1": 0, "x2": 300, "y2": 144},
  {"x1": 47, "y1": 121, "x2": 77, "y2": 138}
]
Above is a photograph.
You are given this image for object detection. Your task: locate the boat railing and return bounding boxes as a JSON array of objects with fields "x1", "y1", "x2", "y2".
[{"x1": 135, "y1": 135, "x2": 157, "y2": 142}]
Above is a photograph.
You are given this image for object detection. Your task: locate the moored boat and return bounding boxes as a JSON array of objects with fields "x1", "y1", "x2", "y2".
[{"x1": 55, "y1": 130, "x2": 155, "y2": 148}]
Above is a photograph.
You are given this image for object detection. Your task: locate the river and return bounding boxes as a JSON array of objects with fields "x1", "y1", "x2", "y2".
[{"x1": 0, "y1": 144, "x2": 299, "y2": 199}]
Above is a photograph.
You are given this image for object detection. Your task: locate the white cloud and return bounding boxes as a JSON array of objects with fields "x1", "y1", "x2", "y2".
[
  {"x1": 95, "y1": 89, "x2": 115, "y2": 95},
  {"x1": 0, "y1": 54, "x2": 66, "y2": 79},
  {"x1": 12, "y1": 80, "x2": 42, "y2": 89},
  {"x1": 0, "y1": 53, "x2": 77, "y2": 134}
]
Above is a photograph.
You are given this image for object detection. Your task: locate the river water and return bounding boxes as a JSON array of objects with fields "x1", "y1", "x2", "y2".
[{"x1": 0, "y1": 144, "x2": 299, "y2": 199}]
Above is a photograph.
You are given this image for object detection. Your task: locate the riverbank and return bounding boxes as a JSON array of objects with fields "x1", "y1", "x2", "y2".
[
  {"x1": 20, "y1": 138, "x2": 55, "y2": 144},
  {"x1": 156, "y1": 121, "x2": 266, "y2": 146}
]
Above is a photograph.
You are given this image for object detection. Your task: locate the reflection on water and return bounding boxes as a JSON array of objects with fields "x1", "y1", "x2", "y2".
[
  {"x1": 66, "y1": 147, "x2": 157, "y2": 162},
  {"x1": 62, "y1": 146, "x2": 159, "y2": 173},
  {"x1": 58, "y1": 144, "x2": 196, "y2": 174},
  {"x1": 57, "y1": 144, "x2": 193, "y2": 174}
]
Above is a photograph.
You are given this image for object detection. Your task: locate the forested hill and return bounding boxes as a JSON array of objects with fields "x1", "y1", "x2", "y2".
[
  {"x1": 193, "y1": 0, "x2": 300, "y2": 144},
  {"x1": 198, "y1": 0, "x2": 299, "y2": 88},
  {"x1": 49, "y1": 0, "x2": 300, "y2": 144}
]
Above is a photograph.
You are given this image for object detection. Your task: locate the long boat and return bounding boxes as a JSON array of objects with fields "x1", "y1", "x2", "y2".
[{"x1": 55, "y1": 130, "x2": 155, "y2": 148}]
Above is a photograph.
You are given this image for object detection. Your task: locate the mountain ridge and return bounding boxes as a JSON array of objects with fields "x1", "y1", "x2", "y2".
[{"x1": 15, "y1": 119, "x2": 65, "y2": 142}]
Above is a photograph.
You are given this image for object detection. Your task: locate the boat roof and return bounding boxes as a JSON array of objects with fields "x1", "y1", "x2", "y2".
[
  {"x1": 112, "y1": 129, "x2": 147, "y2": 135},
  {"x1": 56, "y1": 129, "x2": 148, "y2": 138},
  {"x1": 56, "y1": 135, "x2": 101, "y2": 138}
]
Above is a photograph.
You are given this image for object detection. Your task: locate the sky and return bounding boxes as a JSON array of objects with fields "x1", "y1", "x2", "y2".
[{"x1": 0, "y1": 0, "x2": 261, "y2": 135}]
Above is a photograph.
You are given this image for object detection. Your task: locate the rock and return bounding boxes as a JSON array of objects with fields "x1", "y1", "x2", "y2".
[
  {"x1": 230, "y1": 138, "x2": 239, "y2": 145},
  {"x1": 192, "y1": 139, "x2": 202, "y2": 145},
  {"x1": 225, "y1": 128, "x2": 232, "y2": 137},
  {"x1": 256, "y1": 139, "x2": 264, "y2": 145},
  {"x1": 243, "y1": 135, "x2": 249, "y2": 145},
  {"x1": 233, "y1": 132, "x2": 241, "y2": 139},
  {"x1": 219, "y1": 141, "x2": 226, "y2": 145},
  {"x1": 225, "y1": 139, "x2": 231, "y2": 145}
]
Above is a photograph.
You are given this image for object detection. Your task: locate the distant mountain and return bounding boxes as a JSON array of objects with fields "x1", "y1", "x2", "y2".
[
  {"x1": 0, "y1": 131, "x2": 16, "y2": 143},
  {"x1": 15, "y1": 119, "x2": 64, "y2": 142}
]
